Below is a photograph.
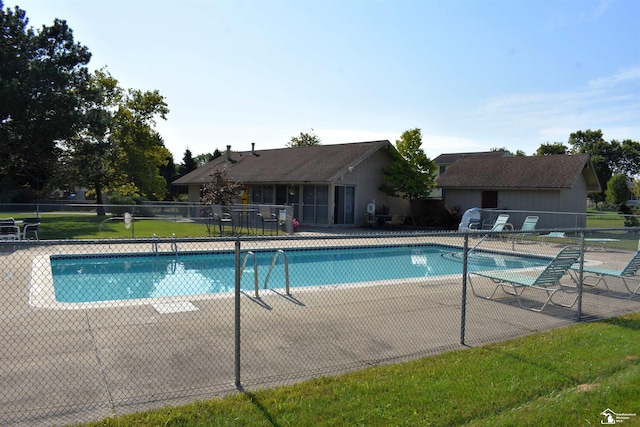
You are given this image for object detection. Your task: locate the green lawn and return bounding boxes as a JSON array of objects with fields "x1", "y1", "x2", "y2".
[
  {"x1": 2, "y1": 210, "x2": 635, "y2": 240},
  {"x1": 4, "y1": 213, "x2": 254, "y2": 239},
  {"x1": 82, "y1": 314, "x2": 640, "y2": 426}
]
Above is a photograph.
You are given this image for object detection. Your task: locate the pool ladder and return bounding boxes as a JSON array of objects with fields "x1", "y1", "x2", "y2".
[
  {"x1": 240, "y1": 250, "x2": 290, "y2": 298},
  {"x1": 151, "y1": 234, "x2": 178, "y2": 257}
]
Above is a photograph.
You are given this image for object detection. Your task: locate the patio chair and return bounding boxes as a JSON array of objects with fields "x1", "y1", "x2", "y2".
[
  {"x1": 210, "y1": 205, "x2": 234, "y2": 236},
  {"x1": 22, "y1": 217, "x2": 40, "y2": 240},
  {"x1": 572, "y1": 243, "x2": 640, "y2": 298},
  {"x1": 257, "y1": 206, "x2": 278, "y2": 236},
  {"x1": 0, "y1": 218, "x2": 21, "y2": 241},
  {"x1": 384, "y1": 215, "x2": 404, "y2": 227},
  {"x1": 468, "y1": 246, "x2": 582, "y2": 312},
  {"x1": 512, "y1": 216, "x2": 539, "y2": 243}
]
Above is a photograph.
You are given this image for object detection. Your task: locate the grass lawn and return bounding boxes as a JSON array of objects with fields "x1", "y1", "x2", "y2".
[
  {"x1": 2, "y1": 210, "x2": 636, "y2": 240},
  {"x1": 82, "y1": 313, "x2": 640, "y2": 426},
  {"x1": 3, "y1": 213, "x2": 257, "y2": 239}
]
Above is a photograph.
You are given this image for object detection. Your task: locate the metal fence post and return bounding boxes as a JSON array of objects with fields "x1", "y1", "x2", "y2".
[
  {"x1": 577, "y1": 230, "x2": 585, "y2": 321},
  {"x1": 234, "y1": 237, "x2": 242, "y2": 389},
  {"x1": 460, "y1": 232, "x2": 469, "y2": 346}
]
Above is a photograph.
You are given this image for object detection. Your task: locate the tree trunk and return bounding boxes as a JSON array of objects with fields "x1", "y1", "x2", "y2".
[{"x1": 94, "y1": 184, "x2": 105, "y2": 216}]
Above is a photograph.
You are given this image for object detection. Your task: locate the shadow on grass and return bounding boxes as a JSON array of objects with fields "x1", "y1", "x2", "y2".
[{"x1": 244, "y1": 392, "x2": 281, "y2": 427}]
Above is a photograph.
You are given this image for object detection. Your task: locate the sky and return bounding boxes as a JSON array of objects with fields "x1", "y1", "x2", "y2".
[{"x1": 10, "y1": 0, "x2": 640, "y2": 161}]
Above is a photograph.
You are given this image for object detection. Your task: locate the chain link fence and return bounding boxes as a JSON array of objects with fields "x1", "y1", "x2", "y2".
[{"x1": 1, "y1": 227, "x2": 639, "y2": 426}]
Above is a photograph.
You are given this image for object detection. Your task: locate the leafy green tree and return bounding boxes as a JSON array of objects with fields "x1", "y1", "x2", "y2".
[
  {"x1": 63, "y1": 69, "x2": 121, "y2": 214},
  {"x1": 64, "y1": 69, "x2": 170, "y2": 208},
  {"x1": 536, "y1": 143, "x2": 567, "y2": 155},
  {"x1": 194, "y1": 152, "x2": 212, "y2": 167},
  {"x1": 109, "y1": 88, "x2": 171, "y2": 200},
  {"x1": 192, "y1": 149, "x2": 222, "y2": 167},
  {"x1": 568, "y1": 129, "x2": 612, "y2": 204},
  {"x1": 287, "y1": 129, "x2": 321, "y2": 147},
  {"x1": 605, "y1": 174, "x2": 631, "y2": 206},
  {"x1": 200, "y1": 167, "x2": 242, "y2": 205},
  {"x1": 0, "y1": 2, "x2": 91, "y2": 198},
  {"x1": 380, "y1": 128, "x2": 437, "y2": 224},
  {"x1": 615, "y1": 139, "x2": 640, "y2": 177}
]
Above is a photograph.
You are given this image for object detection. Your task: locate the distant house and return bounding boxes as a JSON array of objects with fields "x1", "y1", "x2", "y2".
[
  {"x1": 430, "y1": 151, "x2": 512, "y2": 199},
  {"x1": 173, "y1": 141, "x2": 411, "y2": 227},
  {"x1": 436, "y1": 154, "x2": 601, "y2": 228}
]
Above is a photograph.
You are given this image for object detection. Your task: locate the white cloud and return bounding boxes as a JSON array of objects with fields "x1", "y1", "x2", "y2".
[{"x1": 588, "y1": 66, "x2": 640, "y2": 89}]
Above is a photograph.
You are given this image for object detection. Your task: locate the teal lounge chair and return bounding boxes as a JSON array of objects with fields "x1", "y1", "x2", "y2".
[
  {"x1": 469, "y1": 214, "x2": 512, "y2": 252},
  {"x1": 573, "y1": 244, "x2": 640, "y2": 298},
  {"x1": 468, "y1": 246, "x2": 582, "y2": 312},
  {"x1": 512, "y1": 215, "x2": 539, "y2": 244},
  {"x1": 483, "y1": 214, "x2": 512, "y2": 232}
]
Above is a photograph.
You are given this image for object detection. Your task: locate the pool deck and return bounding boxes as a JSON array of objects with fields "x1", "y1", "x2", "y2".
[{"x1": 1, "y1": 232, "x2": 639, "y2": 426}]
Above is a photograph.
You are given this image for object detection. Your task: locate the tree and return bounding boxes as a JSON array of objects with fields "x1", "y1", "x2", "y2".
[
  {"x1": 194, "y1": 152, "x2": 212, "y2": 167},
  {"x1": 568, "y1": 129, "x2": 612, "y2": 204},
  {"x1": 379, "y1": 128, "x2": 437, "y2": 224},
  {"x1": 109, "y1": 88, "x2": 171, "y2": 199},
  {"x1": 605, "y1": 174, "x2": 631, "y2": 206},
  {"x1": 180, "y1": 148, "x2": 198, "y2": 176},
  {"x1": 159, "y1": 152, "x2": 179, "y2": 200},
  {"x1": 200, "y1": 167, "x2": 242, "y2": 206},
  {"x1": 0, "y1": 2, "x2": 91, "y2": 198},
  {"x1": 287, "y1": 129, "x2": 321, "y2": 147},
  {"x1": 615, "y1": 139, "x2": 640, "y2": 177},
  {"x1": 63, "y1": 69, "x2": 121, "y2": 214},
  {"x1": 536, "y1": 143, "x2": 567, "y2": 155},
  {"x1": 64, "y1": 69, "x2": 170, "y2": 208},
  {"x1": 193, "y1": 149, "x2": 222, "y2": 167}
]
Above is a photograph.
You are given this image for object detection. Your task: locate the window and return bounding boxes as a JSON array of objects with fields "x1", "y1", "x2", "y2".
[
  {"x1": 252, "y1": 185, "x2": 274, "y2": 204},
  {"x1": 302, "y1": 185, "x2": 329, "y2": 225}
]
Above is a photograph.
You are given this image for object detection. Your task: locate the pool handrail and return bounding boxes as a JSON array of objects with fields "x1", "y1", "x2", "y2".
[
  {"x1": 240, "y1": 251, "x2": 259, "y2": 298},
  {"x1": 264, "y1": 249, "x2": 290, "y2": 296}
]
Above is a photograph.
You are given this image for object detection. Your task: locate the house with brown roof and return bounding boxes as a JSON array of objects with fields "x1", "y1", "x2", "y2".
[
  {"x1": 173, "y1": 141, "x2": 411, "y2": 227},
  {"x1": 436, "y1": 154, "x2": 601, "y2": 228},
  {"x1": 430, "y1": 150, "x2": 513, "y2": 199}
]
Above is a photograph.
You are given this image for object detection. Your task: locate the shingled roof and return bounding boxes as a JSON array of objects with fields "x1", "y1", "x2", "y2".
[
  {"x1": 436, "y1": 154, "x2": 600, "y2": 191},
  {"x1": 173, "y1": 140, "x2": 393, "y2": 185},
  {"x1": 433, "y1": 150, "x2": 511, "y2": 165}
]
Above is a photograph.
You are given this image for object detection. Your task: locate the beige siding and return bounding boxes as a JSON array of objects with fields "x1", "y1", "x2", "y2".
[
  {"x1": 349, "y1": 149, "x2": 410, "y2": 226},
  {"x1": 443, "y1": 185, "x2": 588, "y2": 229}
]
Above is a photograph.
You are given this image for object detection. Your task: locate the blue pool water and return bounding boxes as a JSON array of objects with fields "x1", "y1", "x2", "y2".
[{"x1": 50, "y1": 245, "x2": 549, "y2": 303}]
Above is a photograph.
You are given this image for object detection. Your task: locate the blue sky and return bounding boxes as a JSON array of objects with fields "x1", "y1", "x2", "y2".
[{"x1": 13, "y1": 0, "x2": 640, "y2": 161}]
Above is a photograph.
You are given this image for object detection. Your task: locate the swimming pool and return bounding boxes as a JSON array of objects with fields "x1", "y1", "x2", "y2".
[{"x1": 36, "y1": 245, "x2": 549, "y2": 306}]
